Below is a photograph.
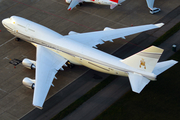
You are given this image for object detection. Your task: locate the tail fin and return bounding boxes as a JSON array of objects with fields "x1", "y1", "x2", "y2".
[
  {"x1": 122, "y1": 46, "x2": 163, "y2": 73},
  {"x1": 123, "y1": 46, "x2": 178, "y2": 93},
  {"x1": 146, "y1": 0, "x2": 155, "y2": 10},
  {"x1": 153, "y1": 60, "x2": 178, "y2": 75}
]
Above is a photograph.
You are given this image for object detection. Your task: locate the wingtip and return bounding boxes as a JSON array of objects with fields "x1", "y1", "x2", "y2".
[
  {"x1": 171, "y1": 60, "x2": 178, "y2": 64},
  {"x1": 155, "y1": 23, "x2": 164, "y2": 28},
  {"x1": 68, "y1": 7, "x2": 72, "y2": 11}
]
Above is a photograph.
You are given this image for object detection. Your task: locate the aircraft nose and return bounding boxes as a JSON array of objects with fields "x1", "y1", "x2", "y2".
[
  {"x1": 2, "y1": 18, "x2": 10, "y2": 26},
  {"x1": 2, "y1": 18, "x2": 7, "y2": 25},
  {"x1": 2, "y1": 19, "x2": 6, "y2": 25}
]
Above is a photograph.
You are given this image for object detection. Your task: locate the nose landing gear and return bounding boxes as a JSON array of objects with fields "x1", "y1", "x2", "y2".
[{"x1": 15, "y1": 37, "x2": 21, "y2": 41}]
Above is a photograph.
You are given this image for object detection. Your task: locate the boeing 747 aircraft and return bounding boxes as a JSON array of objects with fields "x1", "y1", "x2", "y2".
[
  {"x1": 2, "y1": 16, "x2": 176, "y2": 109},
  {"x1": 66, "y1": 0, "x2": 160, "y2": 14}
]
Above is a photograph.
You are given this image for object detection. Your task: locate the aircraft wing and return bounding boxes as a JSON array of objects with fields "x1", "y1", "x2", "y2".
[
  {"x1": 33, "y1": 45, "x2": 67, "y2": 109},
  {"x1": 64, "y1": 23, "x2": 164, "y2": 47},
  {"x1": 68, "y1": 0, "x2": 82, "y2": 10}
]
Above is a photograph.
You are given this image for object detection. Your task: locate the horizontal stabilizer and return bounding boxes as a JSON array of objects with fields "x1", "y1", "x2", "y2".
[
  {"x1": 128, "y1": 72, "x2": 150, "y2": 93},
  {"x1": 153, "y1": 60, "x2": 178, "y2": 75}
]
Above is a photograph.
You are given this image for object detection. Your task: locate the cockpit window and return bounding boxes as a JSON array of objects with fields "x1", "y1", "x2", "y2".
[
  {"x1": 3, "y1": 24, "x2": 13, "y2": 31},
  {"x1": 10, "y1": 16, "x2": 16, "y2": 24}
]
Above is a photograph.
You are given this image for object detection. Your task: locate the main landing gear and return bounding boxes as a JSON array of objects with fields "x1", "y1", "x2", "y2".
[
  {"x1": 15, "y1": 37, "x2": 21, "y2": 41},
  {"x1": 79, "y1": 3, "x2": 83, "y2": 6},
  {"x1": 66, "y1": 61, "x2": 74, "y2": 69}
]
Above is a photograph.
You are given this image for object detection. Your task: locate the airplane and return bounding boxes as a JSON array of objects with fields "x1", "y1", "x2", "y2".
[
  {"x1": 2, "y1": 16, "x2": 177, "y2": 109},
  {"x1": 66, "y1": 0, "x2": 160, "y2": 14},
  {"x1": 66, "y1": 0, "x2": 125, "y2": 10}
]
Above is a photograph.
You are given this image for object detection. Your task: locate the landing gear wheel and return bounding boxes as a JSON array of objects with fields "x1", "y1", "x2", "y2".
[
  {"x1": 66, "y1": 61, "x2": 74, "y2": 69},
  {"x1": 31, "y1": 83, "x2": 35, "y2": 89},
  {"x1": 15, "y1": 37, "x2": 21, "y2": 41},
  {"x1": 79, "y1": 3, "x2": 82, "y2": 6}
]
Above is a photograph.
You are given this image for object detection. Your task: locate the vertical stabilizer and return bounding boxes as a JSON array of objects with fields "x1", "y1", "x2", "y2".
[
  {"x1": 121, "y1": 46, "x2": 163, "y2": 73},
  {"x1": 123, "y1": 46, "x2": 178, "y2": 94},
  {"x1": 146, "y1": 0, "x2": 155, "y2": 10}
]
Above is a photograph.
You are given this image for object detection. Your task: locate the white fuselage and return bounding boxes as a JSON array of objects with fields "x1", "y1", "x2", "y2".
[
  {"x1": 84, "y1": 0, "x2": 117, "y2": 5},
  {"x1": 65, "y1": 0, "x2": 121, "y2": 5},
  {"x1": 2, "y1": 16, "x2": 156, "y2": 80}
]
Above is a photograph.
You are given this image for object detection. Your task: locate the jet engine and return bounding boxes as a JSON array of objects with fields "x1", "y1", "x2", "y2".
[
  {"x1": 22, "y1": 58, "x2": 36, "y2": 69},
  {"x1": 22, "y1": 77, "x2": 35, "y2": 89},
  {"x1": 65, "y1": 0, "x2": 72, "y2": 4}
]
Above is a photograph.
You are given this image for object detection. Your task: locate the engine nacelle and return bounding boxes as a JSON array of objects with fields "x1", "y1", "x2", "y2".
[
  {"x1": 65, "y1": 0, "x2": 72, "y2": 4},
  {"x1": 22, "y1": 77, "x2": 35, "y2": 89},
  {"x1": 22, "y1": 58, "x2": 36, "y2": 69},
  {"x1": 68, "y1": 31, "x2": 79, "y2": 35}
]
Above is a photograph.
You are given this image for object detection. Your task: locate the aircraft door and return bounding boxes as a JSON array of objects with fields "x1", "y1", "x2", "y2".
[
  {"x1": 26, "y1": 24, "x2": 35, "y2": 42},
  {"x1": 74, "y1": 47, "x2": 84, "y2": 64},
  {"x1": 75, "y1": 56, "x2": 83, "y2": 63},
  {"x1": 25, "y1": 24, "x2": 30, "y2": 32}
]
